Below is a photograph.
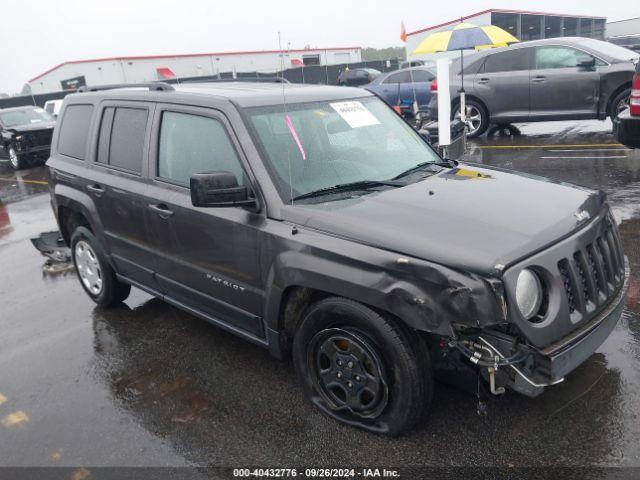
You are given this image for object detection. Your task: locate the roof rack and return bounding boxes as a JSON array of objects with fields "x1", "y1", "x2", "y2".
[
  {"x1": 76, "y1": 82, "x2": 175, "y2": 93},
  {"x1": 179, "y1": 77, "x2": 290, "y2": 84}
]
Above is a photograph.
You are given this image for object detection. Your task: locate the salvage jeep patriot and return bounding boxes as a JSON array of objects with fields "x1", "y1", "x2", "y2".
[{"x1": 47, "y1": 82, "x2": 629, "y2": 436}]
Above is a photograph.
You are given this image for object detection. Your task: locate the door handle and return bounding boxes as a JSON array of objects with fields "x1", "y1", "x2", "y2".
[
  {"x1": 532, "y1": 75, "x2": 546, "y2": 83},
  {"x1": 86, "y1": 184, "x2": 105, "y2": 197},
  {"x1": 477, "y1": 77, "x2": 490, "y2": 84},
  {"x1": 148, "y1": 203, "x2": 174, "y2": 219}
]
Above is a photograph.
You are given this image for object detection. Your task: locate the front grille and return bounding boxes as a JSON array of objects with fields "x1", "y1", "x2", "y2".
[
  {"x1": 557, "y1": 216, "x2": 625, "y2": 317},
  {"x1": 24, "y1": 130, "x2": 53, "y2": 148}
]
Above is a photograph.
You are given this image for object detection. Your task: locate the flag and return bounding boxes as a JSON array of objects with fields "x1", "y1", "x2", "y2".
[{"x1": 400, "y1": 21, "x2": 407, "y2": 43}]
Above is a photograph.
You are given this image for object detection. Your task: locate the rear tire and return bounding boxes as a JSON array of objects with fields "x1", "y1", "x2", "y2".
[
  {"x1": 293, "y1": 297, "x2": 433, "y2": 436},
  {"x1": 453, "y1": 99, "x2": 489, "y2": 138},
  {"x1": 610, "y1": 88, "x2": 631, "y2": 120},
  {"x1": 71, "y1": 226, "x2": 131, "y2": 307}
]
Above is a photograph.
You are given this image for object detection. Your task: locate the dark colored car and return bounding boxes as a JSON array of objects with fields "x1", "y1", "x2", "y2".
[
  {"x1": 0, "y1": 106, "x2": 56, "y2": 169},
  {"x1": 427, "y1": 37, "x2": 639, "y2": 137},
  {"x1": 47, "y1": 82, "x2": 628, "y2": 436},
  {"x1": 614, "y1": 61, "x2": 640, "y2": 148},
  {"x1": 364, "y1": 66, "x2": 437, "y2": 116},
  {"x1": 337, "y1": 68, "x2": 381, "y2": 86}
]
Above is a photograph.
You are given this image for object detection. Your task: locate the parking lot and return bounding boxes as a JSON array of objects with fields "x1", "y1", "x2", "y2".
[{"x1": 1, "y1": 119, "x2": 639, "y2": 469}]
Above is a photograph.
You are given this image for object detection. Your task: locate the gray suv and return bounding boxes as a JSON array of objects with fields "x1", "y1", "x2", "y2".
[
  {"x1": 428, "y1": 37, "x2": 639, "y2": 137},
  {"x1": 47, "y1": 82, "x2": 628, "y2": 435}
]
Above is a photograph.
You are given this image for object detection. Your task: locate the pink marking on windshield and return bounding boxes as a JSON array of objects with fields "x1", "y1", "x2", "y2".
[{"x1": 285, "y1": 114, "x2": 307, "y2": 161}]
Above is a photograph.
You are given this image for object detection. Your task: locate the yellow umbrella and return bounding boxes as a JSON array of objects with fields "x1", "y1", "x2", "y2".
[
  {"x1": 411, "y1": 22, "x2": 519, "y2": 126},
  {"x1": 412, "y1": 22, "x2": 519, "y2": 55}
]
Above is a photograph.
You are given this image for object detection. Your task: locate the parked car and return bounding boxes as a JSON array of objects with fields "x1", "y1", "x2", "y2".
[
  {"x1": 44, "y1": 99, "x2": 64, "y2": 118},
  {"x1": 614, "y1": 61, "x2": 640, "y2": 148},
  {"x1": 337, "y1": 68, "x2": 381, "y2": 86},
  {"x1": 400, "y1": 59, "x2": 429, "y2": 69},
  {"x1": 48, "y1": 82, "x2": 628, "y2": 436},
  {"x1": 427, "y1": 37, "x2": 639, "y2": 137},
  {"x1": 364, "y1": 66, "x2": 437, "y2": 116},
  {"x1": 0, "y1": 106, "x2": 56, "y2": 169}
]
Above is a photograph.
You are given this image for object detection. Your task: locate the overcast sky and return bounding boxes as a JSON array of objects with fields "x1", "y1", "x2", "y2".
[{"x1": 1, "y1": 0, "x2": 638, "y2": 93}]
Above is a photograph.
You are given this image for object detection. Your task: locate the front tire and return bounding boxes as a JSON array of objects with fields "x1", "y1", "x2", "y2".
[
  {"x1": 293, "y1": 297, "x2": 433, "y2": 436},
  {"x1": 71, "y1": 226, "x2": 131, "y2": 307},
  {"x1": 8, "y1": 147, "x2": 24, "y2": 170}
]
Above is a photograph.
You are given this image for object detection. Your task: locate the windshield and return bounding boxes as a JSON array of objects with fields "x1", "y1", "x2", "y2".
[
  {"x1": 579, "y1": 38, "x2": 640, "y2": 61},
  {"x1": 0, "y1": 107, "x2": 54, "y2": 127},
  {"x1": 247, "y1": 96, "x2": 441, "y2": 201}
]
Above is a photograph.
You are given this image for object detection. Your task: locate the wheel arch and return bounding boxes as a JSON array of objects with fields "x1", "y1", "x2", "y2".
[
  {"x1": 54, "y1": 184, "x2": 105, "y2": 248},
  {"x1": 262, "y1": 248, "x2": 505, "y2": 356}
]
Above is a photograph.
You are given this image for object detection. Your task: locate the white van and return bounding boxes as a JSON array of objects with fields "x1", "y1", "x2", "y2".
[{"x1": 43, "y1": 99, "x2": 63, "y2": 118}]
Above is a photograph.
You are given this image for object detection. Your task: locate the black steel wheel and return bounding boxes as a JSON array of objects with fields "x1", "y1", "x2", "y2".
[
  {"x1": 293, "y1": 297, "x2": 433, "y2": 436},
  {"x1": 309, "y1": 327, "x2": 389, "y2": 419}
]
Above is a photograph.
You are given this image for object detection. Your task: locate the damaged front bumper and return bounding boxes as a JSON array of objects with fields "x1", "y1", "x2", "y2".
[{"x1": 478, "y1": 264, "x2": 629, "y2": 397}]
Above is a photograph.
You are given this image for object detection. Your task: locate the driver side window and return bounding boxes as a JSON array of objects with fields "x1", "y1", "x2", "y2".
[
  {"x1": 158, "y1": 111, "x2": 245, "y2": 186},
  {"x1": 535, "y1": 46, "x2": 595, "y2": 69}
]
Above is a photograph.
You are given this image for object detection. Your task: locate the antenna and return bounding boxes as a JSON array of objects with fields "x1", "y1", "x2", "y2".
[
  {"x1": 278, "y1": 31, "x2": 295, "y2": 206},
  {"x1": 174, "y1": 57, "x2": 181, "y2": 85}
]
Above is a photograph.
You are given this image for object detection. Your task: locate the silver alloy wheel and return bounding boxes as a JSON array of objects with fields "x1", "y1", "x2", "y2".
[
  {"x1": 74, "y1": 240, "x2": 103, "y2": 295},
  {"x1": 9, "y1": 148, "x2": 19, "y2": 169},
  {"x1": 455, "y1": 105, "x2": 482, "y2": 136},
  {"x1": 616, "y1": 95, "x2": 630, "y2": 116}
]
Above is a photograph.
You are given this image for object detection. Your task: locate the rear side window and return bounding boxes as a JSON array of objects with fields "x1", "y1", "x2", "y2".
[
  {"x1": 57, "y1": 104, "x2": 94, "y2": 160},
  {"x1": 383, "y1": 71, "x2": 411, "y2": 84},
  {"x1": 483, "y1": 49, "x2": 530, "y2": 73},
  {"x1": 158, "y1": 111, "x2": 245, "y2": 186},
  {"x1": 97, "y1": 106, "x2": 148, "y2": 173},
  {"x1": 407, "y1": 70, "x2": 434, "y2": 82}
]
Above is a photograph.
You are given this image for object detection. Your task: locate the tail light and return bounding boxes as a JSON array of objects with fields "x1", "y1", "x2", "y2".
[
  {"x1": 430, "y1": 80, "x2": 438, "y2": 92},
  {"x1": 630, "y1": 71, "x2": 640, "y2": 117}
]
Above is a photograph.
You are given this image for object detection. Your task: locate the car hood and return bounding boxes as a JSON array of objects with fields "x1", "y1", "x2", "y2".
[
  {"x1": 6, "y1": 122, "x2": 56, "y2": 134},
  {"x1": 282, "y1": 164, "x2": 604, "y2": 276}
]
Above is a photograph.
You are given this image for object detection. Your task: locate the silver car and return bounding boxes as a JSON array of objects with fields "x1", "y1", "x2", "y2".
[{"x1": 427, "y1": 37, "x2": 639, "y2": 137}]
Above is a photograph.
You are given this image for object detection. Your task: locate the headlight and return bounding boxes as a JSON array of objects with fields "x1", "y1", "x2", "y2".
[{"x1": 515, "y1": 269, "x2": 543, "y2": 320}]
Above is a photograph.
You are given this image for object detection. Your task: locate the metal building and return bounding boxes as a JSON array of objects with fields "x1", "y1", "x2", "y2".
[
  {"x1": 27, "y1": 47, "x2": 362, "y2": 94},
  {"x1": 406, "y1": 9, "x2": 607, "y2": 61},
  {"x1": 606, "y1": 17, "x2": 640, "y2": 51}
]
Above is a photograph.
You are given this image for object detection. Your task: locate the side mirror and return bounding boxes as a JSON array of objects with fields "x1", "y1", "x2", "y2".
[
  {"x1": 190, "y1": 172, "x2": 258, "y2": 210},
  {"x1": 577, "y1": 56, "x2": 596, "y2": 70}
]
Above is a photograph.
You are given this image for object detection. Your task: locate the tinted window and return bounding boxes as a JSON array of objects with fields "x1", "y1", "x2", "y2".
[
  {"x1": 57, "y1": 104, "x2": 94, "y2": 160},
  {"x1": 158, "y1": 111, "x2": 244, "y2": 186},
  {"x1": 97, "y1": 107, "x2": 147, "y2": 173},
  {"x1": 483, "y1": 49, "x2": 530, "y2": 73},
  {"x1": 535, "y1": 46, "x2": 591, "y2": 69},
  {"x1": 407, "y1": 70, "x2": 434, "y2": 82},
  {"x1": 383, "y1": 71, "x2": 411, "y2": 84}
]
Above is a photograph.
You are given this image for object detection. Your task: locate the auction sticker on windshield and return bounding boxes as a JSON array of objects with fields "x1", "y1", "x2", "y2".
[{"x1": 330, "y1": 101, "x2": 380, "y2": 128}]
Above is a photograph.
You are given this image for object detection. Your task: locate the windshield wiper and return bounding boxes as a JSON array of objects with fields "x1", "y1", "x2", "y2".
[
  {"x1": 391, "y1": 160, "x2": 456, "y2": 181},
  {"x1": 292, "y1": 179, "x2": 404, "y2": 201}
]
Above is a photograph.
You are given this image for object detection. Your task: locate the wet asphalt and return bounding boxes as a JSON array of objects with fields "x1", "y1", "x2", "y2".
[{"x1": 0, "y1": 119, "x2": 639, "y2": 469}]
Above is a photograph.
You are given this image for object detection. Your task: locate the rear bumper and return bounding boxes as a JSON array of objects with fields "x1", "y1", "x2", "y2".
[
  {"x1": 614, "y1": 108, "x2": 640, "y2": 149},
  {"x1": 418, "y1": 119, "x2": 466, "y2": 160}
]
